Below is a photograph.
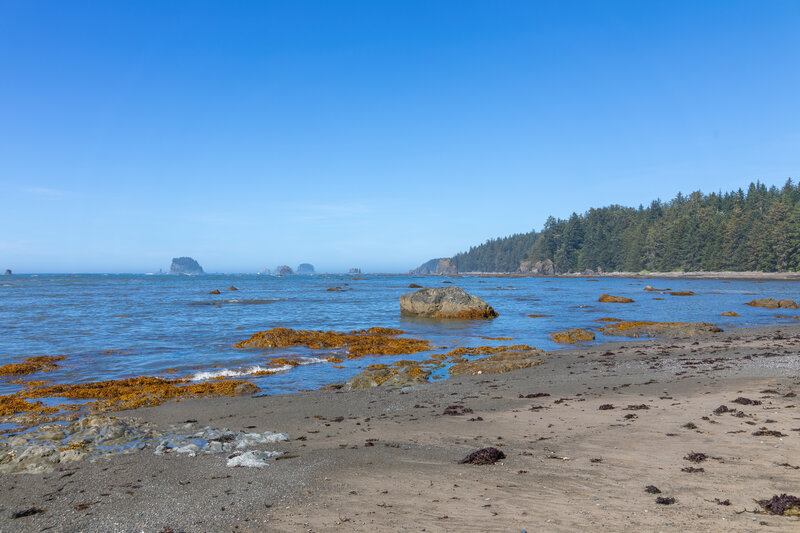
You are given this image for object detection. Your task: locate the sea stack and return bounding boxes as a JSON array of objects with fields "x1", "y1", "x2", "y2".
[
  {"x1": 275, "y1": 265, "x2": 294, "y2": 275},
  {"x1": 296, "y1": 263, "x2": 315, "y2": 275},
  {"x1": 348, "y1": 268, "x2": 362, "y2": 274},
  {"x1": 169, "y1": 257, "x2": 204, "y2": 275},
  {"x1": 3, "y1": 269, "x2": 10, "y2": 275}
]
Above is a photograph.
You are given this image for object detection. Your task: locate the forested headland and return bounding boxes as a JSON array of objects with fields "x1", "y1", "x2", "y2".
[{"x1": 446, "y1": 181, "x2": 800, "y2": 273}]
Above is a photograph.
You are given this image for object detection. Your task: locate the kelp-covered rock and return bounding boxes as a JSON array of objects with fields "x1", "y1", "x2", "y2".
[
  {"x1": 235, "y1": 327, "x2": 431, "y2": 358},
  {"x1": 399, "y1": 286, "x2": 498, "y2": 319},
  {"x1": 721, "y1": 311, "x2": 740, "y2": 317},
  {"x1": 644, "y1": 285, "x2": 670, "y2": 292},
  {"x1": 448, "y1": 348, "x2": 546, "y2": 375},
  {"x1": 550, "y1": 328, "x2": 595, "y2": 344},
  {"x1": 746, "y1": 298, "x2": 799, "y2": 309},
  {"x1": 345, "y1": 362, "x2": 432, "y2": 390},
  {"x1": 598, "y1": 294, "x2": 634, "y2": 303},
  {"x1": 601, "y1": 321, "x2": 723, "y2": 338}
]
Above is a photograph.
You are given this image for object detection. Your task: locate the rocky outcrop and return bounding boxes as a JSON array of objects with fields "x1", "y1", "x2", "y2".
[
  {"x1": 296, "y1": 263, "x2": 315, "y2": 275},
  {"x1": 169, "y1": 257, "x2": 204, "y2": 275},
  {"x1": 598, "y1": 294, "x2": 634, "y2": 303},
  {"x1": 399, "y1": 287, "x2": 498, "y2": 319},
  {"x1": 601, "y1": 321, "x2": 723, "y2": 338},
  {"x1": 518, "y1": 259, "x2": 557, "y2": 275},
  {"x1": 345, "y1": 363, "x2": 432, "y2": 390},
  {"x1": 549, "y1": 328, "x2": 595, "y2": 344},
  {"x1": 721, "y1": 311, "x2": 740, "y2": 317},
  {"x1": 746, "y1": 298, "x2": 799, "y2": 309},
  {"x1": 3, "y1": 269, "x2": 10, "y2": 275},
  {"x1": 412, "y1": 258, "x2": 456, "y2": 275},
  {"x1": 448, "y1": 348, "x2": 546, "y2": 375},
  {"x1": 275, "y1": 265, "x2": 294, "y2": 275}
]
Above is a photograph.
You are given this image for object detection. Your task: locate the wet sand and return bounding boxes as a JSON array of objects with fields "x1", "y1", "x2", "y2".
[{"x1": 1, "y1": 325, "x2": 799, "y2": 532}]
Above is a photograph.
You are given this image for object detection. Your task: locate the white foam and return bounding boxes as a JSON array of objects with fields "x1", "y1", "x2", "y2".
[
  {"x1": 226, "y1": 450, "x2": 282, "y2": 468},
  {"x1": 190, "y1": 365, "x2": 292, "y2": 381}
]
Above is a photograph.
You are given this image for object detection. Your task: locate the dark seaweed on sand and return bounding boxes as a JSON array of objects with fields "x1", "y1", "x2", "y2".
[
  {"x1": 684, "y1": 452, "x2": 707, "y2": 463},
  {"x1": 644, "y1": 485, "x2": 661, "y2": 494},
  {"x1": 598, "y1": 404, "x2": 614, "y2": 410},
  {"x1": 655, "y1": 497, "x2": 676, "y2": 505},
  {"x1": 753, "y1": 429, "x2": 787, "y2": 437},
  {"x1": 732, "y1": 397, "x2": 761, "y2": 406},
  {"x1": 681, "y1": 466, "x2": 704, "y2": 473},
  {"x1": 459, "y1": 447, "x2": 506, "y2": 465},
  {"x1": 758, "y1": 494, "x2": 800, "y2": 515},
  {"x1": 11, "y1": 507, "x2": 43, "y2": 519}
]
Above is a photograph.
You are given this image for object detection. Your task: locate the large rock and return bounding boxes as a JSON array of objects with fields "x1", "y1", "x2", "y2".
[
  {"x1": 412, "y1": 258, "x2": 457, "y2": 275},
  {"x1": 601, "y1": 321, "x2": 723, "y2": 338},
  {"x1": 598, "y1": 294, "x2": 634, "y2": 303},
  {"x1": 400, "y1": 287, "x2": 498, "y2": 319},
  {"x1": 746, "y1": 298, "x2": 798, "y2": 309},
  {"x1": 348, "y1": 268, "x2": 362, "y2": 274},
  {"x1": 275, "y1": 265, "x2": 294, "y2": 275},
  {"x1": 345, "y1": 364, "x2": 431, "y2": 390},
  {"x1": 435, "y1": 258, "x2": 457, "y2": 275},
  {"x1": 296, "y1": 263, "x2": 315, "y2": 275},
  {"x1": 518, "y1": 259, "x2": 557, "y2": 275},
  {"x1": 169, "y1": 257, "x2": 204, "y2": 275},
  {"x1": 448, "y1": 348, "x2": 546, "y2": 375},
  {"x1": 3, "y1": 269, "x2": 10, "y2": 275}
]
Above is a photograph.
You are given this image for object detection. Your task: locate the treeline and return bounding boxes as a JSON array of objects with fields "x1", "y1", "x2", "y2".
[{"x1": 452, "y1": 180, "x2": 800, "y2": 273}]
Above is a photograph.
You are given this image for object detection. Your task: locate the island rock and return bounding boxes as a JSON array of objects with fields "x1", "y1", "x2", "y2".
[
  {"x1": 296, "y1": 263, "x2": 315, "y2": 275},
  {"x1": 3, "y1": 269, "x2": 10, "y2": 275},
  {"x1": 275, "y1": 265, "x2": 294, "y2": 276},
  {"x1": 348, "y1": 268, "x2": 362, "y2": 274},
  {"x1": 169, "y1": 257, "x2": 204, "y2": 275},
  {"x1": 400, "y1": 286, "x2": 498, "y2": 319}
]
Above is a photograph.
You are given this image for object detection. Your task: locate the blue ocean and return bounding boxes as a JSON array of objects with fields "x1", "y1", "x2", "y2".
[{"x1": 1, "y1": 274, "x2": 799, "y2": 398}]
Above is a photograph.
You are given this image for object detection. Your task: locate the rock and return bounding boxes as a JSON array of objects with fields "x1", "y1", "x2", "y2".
[
  {"x1": 644, "y1": 285, "x2": 670, "y2": 291},
  {"x1": 601, "y1": 321, "x2": 723, "y2": 338},
  {"x1": 209, "y1": 289, "x2": 221, "y2": 295},
  {"x1": 233, "y1": 382, "x2": 260, "y2": 396},
  {"x1": 598, "y1": 294, "x2": 634, "y2": 303},
  {"x1": 746, "y1": 298, "x2": 799, "y2": 309},
  {"x1": 345, "y1": 364, "x2": 431, "y2": 390},
  {"x1": 400, "y1": 286, "x2": 498, "y2": 319},
  {"x1": 518, "y1": 259, "x2": 557, "y2": 275},
  {"x1": 296, "y1": 263, "x2": 315, "y2": 275},
  {"x1": 670, "y1": 291, "x2": 695, "y2": 296},
  {"x1": 408, "y1": 283, "x2": 423, "y2": 288},
  {"x1": 412, "y1": 258, "x2": 456, "y2": 275},
  {"x1": 3, "y1": 269, "x2": 10, "y2": 275},
  {"x1": 169, "y1": 257, "x2": 204, "y2": 275},
  {"x1": 721, "y1": 311, "x2": 740, "y2": 317},
  {"x1": 348, "y1": 268, "x2": 362, "y2": 274},
  {"x1": 275, "y1": 265, "x2": 294, "y2": 275},
  {"x1": 550, "y1": 328, "x2": 595, "y2": 344},
  {"x1": 226, "y1": 286, "x2": 238, "y2": 291},
  {"x1": 459, "y1": 447, "x2": 506, "y2": 465},
  {"x1": 448, "y1": 348, "x2": 546, "y2": 375}
]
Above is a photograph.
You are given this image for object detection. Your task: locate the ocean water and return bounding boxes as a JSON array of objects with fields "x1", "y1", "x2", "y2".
[{"x1": 1, "y1": 273, "x2": 799, "y2": 397}]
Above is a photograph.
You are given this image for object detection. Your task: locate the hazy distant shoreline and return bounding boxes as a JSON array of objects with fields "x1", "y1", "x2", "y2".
[{"x1": 432, "y1": 270, "x2": 800, "y2": 281}]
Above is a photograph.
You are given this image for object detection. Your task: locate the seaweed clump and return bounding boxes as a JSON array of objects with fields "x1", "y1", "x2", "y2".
[
  {"x1": 600, "y1": 321, "x2": 722, "y2": 338},
  {"x1": 459, "y1": 447, "x2": 505, "y2": 465},
  {"x1": 0, "y1": 356, "x2": 66, "y2": 377},
  {"x1": 234, "y1": 327, "x2": 431, "y2": 358},
  {"x1": 759, "y1": 494, "x2": 800, "y2": 516},
  {"x1": 549, "y1": 328, "x2": 595, "y2": 344}
]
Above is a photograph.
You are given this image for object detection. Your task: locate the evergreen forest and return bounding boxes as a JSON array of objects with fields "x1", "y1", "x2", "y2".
[{"x1": 450, "y1": 181, "x2": 800, "y2": 273}]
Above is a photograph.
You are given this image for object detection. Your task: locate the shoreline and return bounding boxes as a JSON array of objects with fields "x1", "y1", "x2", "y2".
[
  {"x1": 435, "y1": 270, "x2": 800, "y2": 281},
  {"x1": 1, "y1": 323, "x2": 799, "y2": 531}
]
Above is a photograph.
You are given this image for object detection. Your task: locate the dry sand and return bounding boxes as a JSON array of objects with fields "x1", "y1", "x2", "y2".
[{"x1": 1, "y1": 325, "x2": 799, "y2": 532}]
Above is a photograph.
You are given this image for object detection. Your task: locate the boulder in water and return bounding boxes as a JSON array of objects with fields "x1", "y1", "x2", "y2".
[
  {"x1": 400, "y1": 286, "x2": 498, "y2": 319},
  {"x1": 746, "y1": 298, "x2": 798, "y2": 309},
  {"x1": 598, "y1": 294, "x2": 634, "y2": 303}
]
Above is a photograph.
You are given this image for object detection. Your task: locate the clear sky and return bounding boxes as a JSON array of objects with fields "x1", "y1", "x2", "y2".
[{"x1": 1, "y1": 1, "x2": 799, "y2": 273}]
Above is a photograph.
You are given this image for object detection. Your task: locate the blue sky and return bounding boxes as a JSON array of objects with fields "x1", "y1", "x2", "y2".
[{"x1": 1, "y1": 1, "x2": 799, "y2": 273}]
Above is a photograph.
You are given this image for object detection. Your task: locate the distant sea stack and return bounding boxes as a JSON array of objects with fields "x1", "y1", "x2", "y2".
[
  {"x1": 169, "y1": 257, "x2": 204, "y2": 275},
  {"x1": 413, "y1": 258, "x2": 457, "y2": 275},
  {"x1": 296, "y1": 263, "x2": 315, "y2": 275},
  {"x1": 348, "y1": 268, "x2": 362, "y2": 274},
  {"x1": 3, "y1": 269, "x2": 10, "y2": 275},
  {"x1": 275, "y1": 265, "x2": 294, "y2": 275}
]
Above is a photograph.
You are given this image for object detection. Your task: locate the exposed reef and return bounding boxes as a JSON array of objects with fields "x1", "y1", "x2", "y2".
[
  {"x1": 234, "y1": 327, "x2": 432, "y2": 358},
  {"x1": 600, "y1": 321, "x2": 723, "y2": 338},
  {"x1": 550, "y1": 328, "x2": 596, "y2": 344},
  {"x1": 598, "y1": 294, "x2": 634, "y2": 303},
  {"x1": 746, "y1": 298, "x2": 799, "y2": 309},
  {"x1": 448, "y1": 348, "x2": 546, "y2": 375}
]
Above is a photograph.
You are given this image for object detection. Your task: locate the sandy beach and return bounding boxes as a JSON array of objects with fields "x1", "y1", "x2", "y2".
[{"x1": 1, "y1": 324, "x2": 799, "y2": 532}]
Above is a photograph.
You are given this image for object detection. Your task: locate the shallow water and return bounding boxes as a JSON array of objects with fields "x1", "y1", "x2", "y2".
[{"x1": 1, "y1": 273, "x2": 798, "y2": 395}]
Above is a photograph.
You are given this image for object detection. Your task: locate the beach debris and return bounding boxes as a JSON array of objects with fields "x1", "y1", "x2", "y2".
[
  {"x1": 519, "y1": 392, "x2": 550, "y2": 398},
  {"x1": 682, "y1": 422, "x2": 699, "y2": 429},
  {"x1": 732, "y1": 397, "x2": 762, "y2": 406},
  {"x1": 684, "y1": 452, "x2": 708, "y2": 463},
  {"x1": 752, "y1": 429, "x2": 787, "y2": 437},
  {"x1": 226, "y1": 450, "x2": 282, "y2": 468},
  {"x1": 399, "y1": 286, "x2": 498, "y2": 319},
  {"x1": 442, "y1": 405, "x2": 473, "y2": 416},
  {"x1": 713, "y1": 405, "x2": 732, "y2": 414},
  {"x1": 11, "y1": 507, "x2": 44, "y2": 519},
  {"x1": 0, "y1": 356, "x2": 65, "y2": 377},
  {"x1": 598, "y1": 294, "x2": 634, "y2": 303},
  {"x1": 598, "y1": 404, "x2": 615, "y2": 410},
  {"x1": 235, "y1": 327, "x2": 431, "y2": 358},
  {"x1": 681, "y1": 466, "x2": 704, "y2": 473},
  {"x1": 758, "y1": 494, "x2": 800, "y2": 516},
  {"x1": 714, "y1": 498, "x2": 732, "y2": 506},
  {"x1": 600, "y1": 321, "x2": 723, "y2": 338},
  {"x1": 625, "y1": 404, "x2": 650, "y2": 410},
  {"x1": 458, "y1": 447, "x2": 505, "y2": 465},
  {"x1": 549, "y1": 328, "x2": 595, "y2": 344},
  {"x1": 644, "y1": 485, "x2": 662, "y2": 494},
  {"x1": 655, "y1": 497, "x2": 676, "y2": 505}
]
